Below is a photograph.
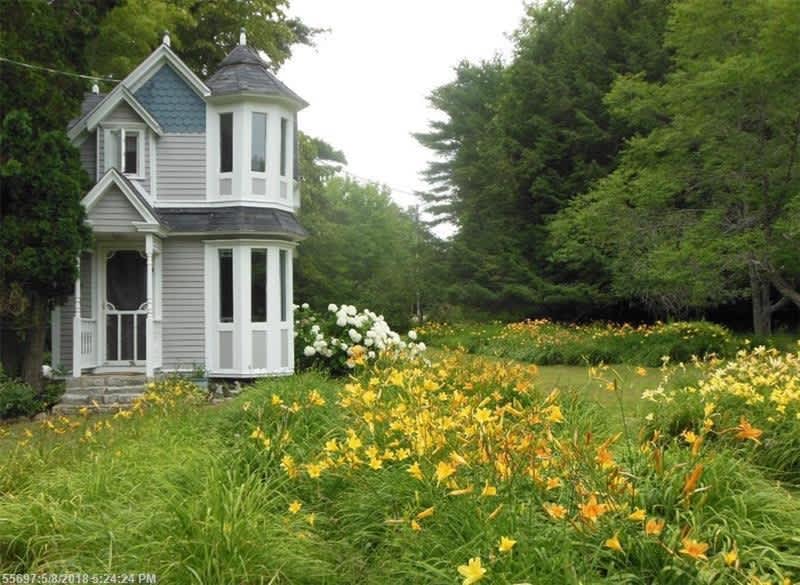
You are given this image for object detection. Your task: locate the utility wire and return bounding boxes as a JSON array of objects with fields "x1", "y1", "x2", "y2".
[
  {"x1": 342, "y1": 169, "x2": 423, "y2": 198},
  {"x1": 0, "y1": 56, "x2": 120, "y2": 83}
]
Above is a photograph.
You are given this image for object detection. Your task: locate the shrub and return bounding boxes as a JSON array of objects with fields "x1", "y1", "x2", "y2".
[
  {"x1": 294, "y1": 303, "x2": 425, "y2": 374},
  {"x1": 0, "y1": 375, "x2": 39, "y2": 419},
  {"x1": 0, "y1": 367, "x2": 65, "y2": 419}
]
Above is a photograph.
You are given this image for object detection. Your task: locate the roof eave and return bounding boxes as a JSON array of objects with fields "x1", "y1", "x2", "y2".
[{"x1": 206, "y1": 91, "x2": 308, "y2": 110}]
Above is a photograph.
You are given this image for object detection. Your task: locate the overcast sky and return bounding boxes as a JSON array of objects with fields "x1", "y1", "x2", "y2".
[{"x1": 279, "y1": 1, "x2": 527, "y2": 235}]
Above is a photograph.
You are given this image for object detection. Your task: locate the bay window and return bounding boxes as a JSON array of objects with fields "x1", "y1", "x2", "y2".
[{"x1": 207, "y1": 242, "x2": 294, "y2": 375}]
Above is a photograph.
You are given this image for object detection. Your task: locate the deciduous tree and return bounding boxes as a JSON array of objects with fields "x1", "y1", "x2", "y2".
[{"x1": 552, "y1": 0, "x2": 800, "y2": 333}]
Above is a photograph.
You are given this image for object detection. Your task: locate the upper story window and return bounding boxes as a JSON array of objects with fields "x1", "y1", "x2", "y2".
[
  {"x1": 280, "y1": 117, "x2": 288, "y2": 177},
  {"x1": 124, "y1": 132, "x2": 139, "y2": 175},
  {"x1": 104, "y1": 128, "x2": 144, "y2": 177},
  {"x1": 219, "y1": 113, "x2": 233, "y2": 173},
  {"x1": 251, "y1": 112, "x2": 267, "y2": 173}
]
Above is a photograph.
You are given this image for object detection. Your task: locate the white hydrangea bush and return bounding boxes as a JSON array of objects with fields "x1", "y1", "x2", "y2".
[{"x1": 294, "y1": 303, "x2": 426, "y2": 373}]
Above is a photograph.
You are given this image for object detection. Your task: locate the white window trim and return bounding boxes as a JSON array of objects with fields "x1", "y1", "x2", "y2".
[
  {"x1": 102, "y1": 123, "x2": 146, "y2": 180},
  {"x1": 122, "y1": 129, "x2": 145, "y2": 178}
]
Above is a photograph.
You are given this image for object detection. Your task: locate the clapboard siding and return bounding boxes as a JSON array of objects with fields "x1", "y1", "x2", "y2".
[
  {"x1": 59, "y1": 299, "x2": 74, "y2": 374},
  {"x1": 108, "y1": 101, "x2": 141, "y2": 124},
  {"x1": 157, "y1": 134, "x2": 206, "y2": 201},
  {"x1": 79, "y1": 132, "x2": 97, "y2": 183},
  {"x1": 161, "y1": 238, "x2": 205, "y2": 369},
  {"x1": 88, "y1": 186, "x2": 140, "y2": 231}
]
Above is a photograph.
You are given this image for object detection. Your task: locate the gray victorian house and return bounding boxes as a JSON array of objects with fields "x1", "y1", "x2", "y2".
[{"x1": 54, "y1": 31, "x2": 307, "y2": 387}]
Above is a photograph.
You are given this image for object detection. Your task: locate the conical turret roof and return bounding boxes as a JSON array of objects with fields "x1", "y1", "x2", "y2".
[{"x1": 206, "y1": 45, "x2": 308, "y2": 108}]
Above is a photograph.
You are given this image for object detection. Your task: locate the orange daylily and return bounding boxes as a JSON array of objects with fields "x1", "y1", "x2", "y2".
[
  {"x1": 735, "y1": 417, "x2": 763, "y2": 443},
  {"x1": 680, "y1": 537, "x2": 710, "y2": 560},
  {"x1": 579, "y1": 495, "x2": 609, "y2": 523}
]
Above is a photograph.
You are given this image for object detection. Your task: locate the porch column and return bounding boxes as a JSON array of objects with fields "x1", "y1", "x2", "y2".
[
  {"x1": 72, "y1": 256, "x2": 82, "y2": 378},
  {"x1": 145, "y1": 234, "x2": 155, "y2": 379}
]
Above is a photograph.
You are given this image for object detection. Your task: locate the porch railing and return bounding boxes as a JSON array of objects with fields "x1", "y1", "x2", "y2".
[{"x1": 79, "y1": 318, "x2": 98, "y2": 369}]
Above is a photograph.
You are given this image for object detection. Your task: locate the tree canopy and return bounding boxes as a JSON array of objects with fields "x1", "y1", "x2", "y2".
[
  {"x1": 87, "y1": 0, "x2": 320, "y2": 78},
  {"x1": 416, "y1": 0, "x2": 673, "y2": 319},
  {"x1": 296, "y1": 135, "x2": 442, "y2": 327},
  {"x1": 418, "y1": 0, "x2": 799, "y2": 332},
  {"x1": 550, "y1": 0, "x2": 800, "y2": 332}
]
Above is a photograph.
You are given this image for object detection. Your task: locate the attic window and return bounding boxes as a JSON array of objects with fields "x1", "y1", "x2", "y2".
[{"x1": 104, "y1": 128, "x2": 144, "y2": 177}]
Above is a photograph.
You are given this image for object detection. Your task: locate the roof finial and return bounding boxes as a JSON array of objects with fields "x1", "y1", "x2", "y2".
[
  {"x1": 91, "y1": 82, "x2": 99, "y2": 95},
  {"x1": 239, "y1": 27, "x2": 247, "y2": 46},
  {"x1": 162, "y1": 30, "x2": 171, "y2": 47}
]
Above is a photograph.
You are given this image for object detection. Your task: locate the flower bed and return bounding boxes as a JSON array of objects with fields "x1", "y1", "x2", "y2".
[
  {"x1": 644, "y1": 344, "x2": 800, "y2": 480},
  {"x1": 422, "y1": 319, "x2": 734, "y2": 366}
]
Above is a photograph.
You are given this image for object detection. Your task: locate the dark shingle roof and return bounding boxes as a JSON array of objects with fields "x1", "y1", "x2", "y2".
[
  {"x1": 157, "y1": 206, "x2": 308, "y2": 239},
  {"x1": 206, "y1": 45, "x2": 308, "y2": 107},
  {"x1": 68, "y1": 92, "x2": 107, "y2": 129}
]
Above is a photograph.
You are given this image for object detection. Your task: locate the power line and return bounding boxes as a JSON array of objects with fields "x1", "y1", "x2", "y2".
[
  {"x1": 0, "y1": 56, "x2": 120, "y2": 83},
  {"x1": 341, "y1": 169, "x2": 423, "y2": 198}
]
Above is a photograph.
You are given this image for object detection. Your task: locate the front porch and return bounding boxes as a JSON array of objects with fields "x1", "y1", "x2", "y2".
[
  {"x1": 51, "y1": 169, "x2": 165, "y2": 379},
  {"x1": 54, "y1": 233, "x2": 163, "y2": 380}
]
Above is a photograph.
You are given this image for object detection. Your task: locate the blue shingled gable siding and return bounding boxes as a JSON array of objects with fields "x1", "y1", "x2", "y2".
[{"x1": 135, "y1": 65, "x2": 205, "y2": 133}]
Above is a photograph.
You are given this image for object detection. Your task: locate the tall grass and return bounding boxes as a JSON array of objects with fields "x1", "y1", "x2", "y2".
[{"x1": 0, "y1": 355, "x2": 798, "y2": 583}]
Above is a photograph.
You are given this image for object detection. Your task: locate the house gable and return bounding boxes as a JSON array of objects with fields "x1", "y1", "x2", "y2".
[
  {"x1": 134, "y1": 64, "x2": 206, "y2": 133},
  {"x1": 83, "y1": 169, "x2": 161, "y2": 233},
  {"x1": 67, "y1": 40, "x2": 208, "y2": 144},
  {"x1": 88, "y1": 186, "x2": 144, "y2": 232}
]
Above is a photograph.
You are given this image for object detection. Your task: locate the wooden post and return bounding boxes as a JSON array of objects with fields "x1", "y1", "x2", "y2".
[
  {"x1": 145, "y1": 234, "x2": 154, "y2": 379},
  {"x1": 72, "y1": 256, "x2": 82, "y2": 378}
]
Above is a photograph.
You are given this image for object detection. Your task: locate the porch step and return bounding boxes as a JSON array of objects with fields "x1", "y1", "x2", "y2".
[
  {"x1": 59, "y1": 393, "x2": 93, "y2": 406},
  {"x1": 65, "y1": 374, "x2": 147, "y2": 392},
  {"x1": 58, "y1": 373, "x2": 148, "y2": 412}
]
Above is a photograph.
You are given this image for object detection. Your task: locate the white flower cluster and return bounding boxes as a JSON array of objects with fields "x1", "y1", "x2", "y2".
[{"x1": 297, "y1": 303, "x2": 426, "y2": 368}]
